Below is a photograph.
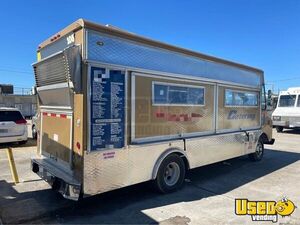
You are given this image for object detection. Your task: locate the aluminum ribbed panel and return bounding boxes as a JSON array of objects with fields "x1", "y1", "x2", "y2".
[
  {"x1": 34, "y1": 53, "x2": 70, "y2": 87},
  {"x1": 87, "y1": 31, "x2": 261, "y2": 88}
]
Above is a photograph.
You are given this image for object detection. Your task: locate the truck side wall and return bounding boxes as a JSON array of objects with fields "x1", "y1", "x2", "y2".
[
  {"x1": 81, "y1": 28, "x2": 264, "y2": 196},
  {"x1": 82, "y1": 63, "x2": 261, "y2": 196}
]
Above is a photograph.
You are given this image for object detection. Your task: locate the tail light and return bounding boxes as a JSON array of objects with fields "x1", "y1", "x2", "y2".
[
  {"x1": 76, "y1": 142, "x2": 81, "y2": 150},
  {"x1": 15, "y1": 119, "x2": 27, "y2": 124}
]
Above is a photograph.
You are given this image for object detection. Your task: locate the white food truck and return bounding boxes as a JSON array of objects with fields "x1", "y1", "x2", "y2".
[
  {"x1": 31, "y1": 19, "x2": 274, "y2": 200},
  {"x1": 272, "y1": 87, "x2": 300, "y2": 132}
]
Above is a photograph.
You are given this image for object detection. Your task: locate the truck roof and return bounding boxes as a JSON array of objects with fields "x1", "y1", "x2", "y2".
[
  {"x1": 37, "y1": 18, "x2": 263, "y2": 75},
  {"x1": 280, "y1": 87, "x2": 300, "y2": 95}
]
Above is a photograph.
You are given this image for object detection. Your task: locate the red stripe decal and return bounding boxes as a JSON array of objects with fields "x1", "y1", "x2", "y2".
[
  {"x1": 191, "y1": 113, "x2": 203, "y2": 118},
  {"x1": 50, "y1": 113, "x2": 56, "y2": 117},
  {"x1": 156, "y1": 112, "x2": 165, "y2": 118},
  {"x1": 103, "y1": 152, "x2": 115, "y2": 156},
  {"x1": 43, "y1": 112, "x2": 47, "y2": 116},
  {"x1": 60, "y1": 114, "x2": 67, "y2": 118}
]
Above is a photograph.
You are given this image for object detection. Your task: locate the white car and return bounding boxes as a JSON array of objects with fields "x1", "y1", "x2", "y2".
[{"x1": 0, "y1": 108, "x2": 28, "y2": 144}]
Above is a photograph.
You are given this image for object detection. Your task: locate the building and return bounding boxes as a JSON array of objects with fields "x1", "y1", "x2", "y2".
[{"x1": 0, "y1": 84, "x2": 37, "y2": 118}]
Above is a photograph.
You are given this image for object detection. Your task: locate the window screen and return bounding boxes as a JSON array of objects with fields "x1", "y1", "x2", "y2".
[
  {"x1": 225, "y1": 89, "x2": 258, "y2": 107},
  {"x1": 153, "y1": 83, "x2": 205, "y2": 106}
]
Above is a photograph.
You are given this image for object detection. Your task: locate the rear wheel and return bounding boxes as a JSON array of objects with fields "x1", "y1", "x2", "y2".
[
  {"x1": 155, "y1": 154, "x2": 186, "y2": 193},
  {"x1": 248, "y1": 139, "x2": 264, "y2": 161},
  {"x1": 276, "y1": 126, "x2": 283, "y2": 133}
]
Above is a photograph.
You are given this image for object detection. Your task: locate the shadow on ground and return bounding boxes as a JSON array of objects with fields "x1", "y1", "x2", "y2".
[
  {"x1": 1, "y1": 148, "x2": 299, "y2": 224},
  {"x1": 0, "y1": 138, "x2": 37, "y2": 149}
]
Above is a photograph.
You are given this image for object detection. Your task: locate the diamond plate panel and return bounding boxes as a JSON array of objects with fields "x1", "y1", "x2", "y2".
[
  {"x1": 186, "y1": 130, "x2": 261, "y2": 168},
  {"x1": 83, "y1": 140, "x2": 184, "y2": 196},
  {"x1": 87, "y1": 31, "x2": 261, "y2": 88},
  {"x1": 83, "y1": 130, "x2": 261, "y2": 196}
]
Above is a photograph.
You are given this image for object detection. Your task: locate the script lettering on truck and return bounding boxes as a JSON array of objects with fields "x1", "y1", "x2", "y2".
[{"x1": 228, "y1": 110, "x2": 256, "y2": 120}]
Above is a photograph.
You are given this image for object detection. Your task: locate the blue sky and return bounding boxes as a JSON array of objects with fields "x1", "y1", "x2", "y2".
[{"x1": 0, "y1": 0, "x2": 299, "y2": 93}]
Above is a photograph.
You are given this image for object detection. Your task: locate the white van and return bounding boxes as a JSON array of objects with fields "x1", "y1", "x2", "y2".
[
  {"x1": 272, "y1": 87, "x2": 300, "y2": 132},
  {"x1": 0, "y1": 108, "x2": 28, "y2": 144}
]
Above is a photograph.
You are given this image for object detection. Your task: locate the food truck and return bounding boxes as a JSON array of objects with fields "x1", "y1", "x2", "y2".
[
  {"x1": 31, "y1": 19, "x2": 274, "y2": 200},
  {"x1": 272, "y1": 87, "x2": 300, "y2": 132}
]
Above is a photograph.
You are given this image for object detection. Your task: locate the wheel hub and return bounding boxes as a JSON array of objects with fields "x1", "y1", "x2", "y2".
[
  {"x1": 256, "y1": 142, "x2": 263, "y2": 157},
  {"x1": 164, "y1": 162, "x2": 180, "y2": 186}
]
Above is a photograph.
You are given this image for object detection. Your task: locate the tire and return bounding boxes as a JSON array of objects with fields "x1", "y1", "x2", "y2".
[
  {"x1": 276, "y1": 126, "x2": 283, "y2": 133},
  {"x1": 32, "y1": 125, "x2": 37, "y2": 139},
  {"x1": 248, "y1": 139, "x2": 264, "y2": 161},
  {"x1": 155, "y1": 154, "x2": 186, "y2": 193},
  {"x1": 18, "y1": 140, "x2": 28, "y2": 145}
]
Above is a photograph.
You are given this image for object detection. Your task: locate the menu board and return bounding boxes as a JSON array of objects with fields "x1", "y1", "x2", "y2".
[{"x1": 90, "y1": 67, "x2": 125, "y2": 151}]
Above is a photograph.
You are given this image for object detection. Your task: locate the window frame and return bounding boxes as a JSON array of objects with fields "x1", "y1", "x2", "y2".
[
  {"x1": 278, "y1": 94, "x2": 297, "y2": 107},
  {"x1": 261, "y1": 84, "x2": 267, "y2": 110},
  {"x1": 297, "y1": 95, "x2": 300, "y2": 107},
  {"x1": 224, "y1": 89, "x2": 259, "y2": 108},
  {"x1": 152, "y1": 81, "x2": 206, "y2": 106}
]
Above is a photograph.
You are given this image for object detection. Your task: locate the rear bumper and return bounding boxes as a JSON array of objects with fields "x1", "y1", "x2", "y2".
[
  {"x1": 0, "y1": 133, "x2": 27, "y2": 144},
  {"x1": 31, "y1": 157, "x2": 81, "y2": 201},
  {"x1": 273, "y1": 120, "x2": 300, "y2": 128}
]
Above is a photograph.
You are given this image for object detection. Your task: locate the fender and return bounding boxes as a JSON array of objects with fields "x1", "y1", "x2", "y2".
[
  {"x1": 152, "y1": 147, "x2": 189, "y2": 180},
  {"x1": 260, "y1": 132, "x2": 275, "y2": 145}
]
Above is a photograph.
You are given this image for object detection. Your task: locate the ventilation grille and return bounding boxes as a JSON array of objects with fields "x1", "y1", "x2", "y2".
[{"x1": 34, "y1": 52, "x2": 71, "y2": 87}]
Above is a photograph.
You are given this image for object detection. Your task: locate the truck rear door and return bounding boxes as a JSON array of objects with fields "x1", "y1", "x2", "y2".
[
  {"x1": 33, "y1": 46, "x2": 81, "y2": 169},
  {"x1": 40, "y1": 109, "x2": 73, "y2": 166}
]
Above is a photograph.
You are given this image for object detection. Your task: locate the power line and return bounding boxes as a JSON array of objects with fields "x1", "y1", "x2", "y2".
[
  {"x1": 267, "y1": 77, "x2": 300, "y2": 83},
  {"x1": 0, "y1": 69, "x2": 33, "y2": 75}
]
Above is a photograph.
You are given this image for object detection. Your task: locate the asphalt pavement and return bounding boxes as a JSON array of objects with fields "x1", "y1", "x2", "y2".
[{"x1": 0, "y1": 127, "x2": 299, "y2": 224}]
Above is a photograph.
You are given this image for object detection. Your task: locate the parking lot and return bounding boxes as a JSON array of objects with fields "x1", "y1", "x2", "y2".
[{"x1": 0, "y1": 124, "x2": 299, "y2": 224}]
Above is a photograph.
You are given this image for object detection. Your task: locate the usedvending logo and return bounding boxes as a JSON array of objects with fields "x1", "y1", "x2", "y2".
[{"x1": 235, "y1": 197, "x2": 296, "y2": 223}]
